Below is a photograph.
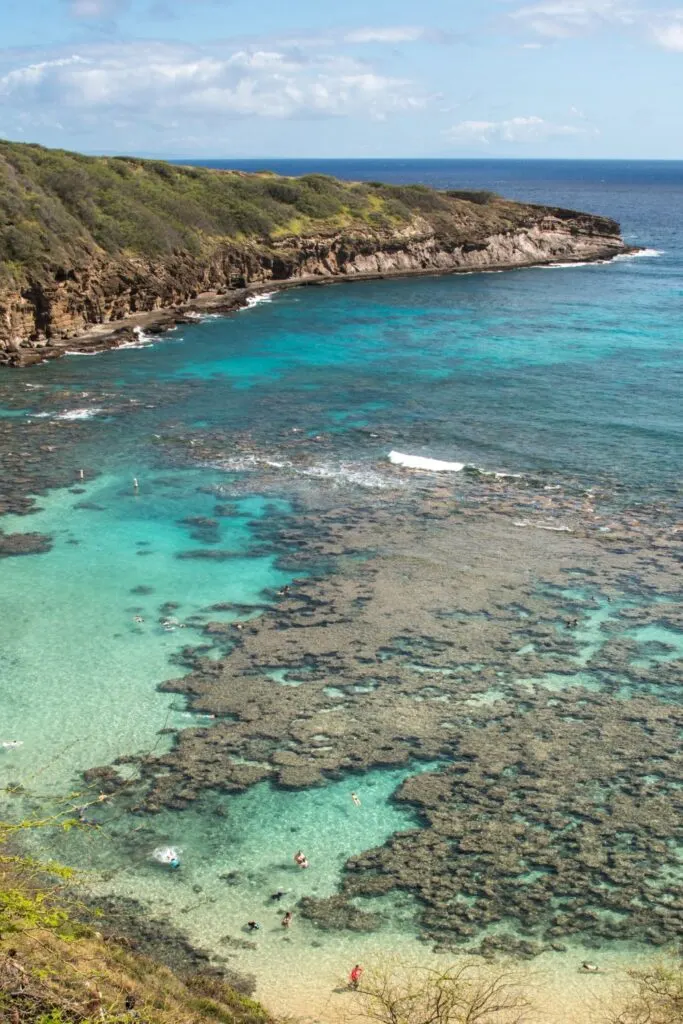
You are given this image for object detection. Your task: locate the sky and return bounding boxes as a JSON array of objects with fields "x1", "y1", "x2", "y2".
[{"x1": 0, "y1": 0, "x2": 682, "y2": 158}]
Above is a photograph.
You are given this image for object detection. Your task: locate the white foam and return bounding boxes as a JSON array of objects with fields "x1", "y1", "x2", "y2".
[
  {"x1": 1, "y1": 740, "x2": 23, "y2": 749},
  {"x1": 612, "y1": 248, "x2": 663, "y2": 261},
  {"x1": 152, "y1": 845, "x2": 182, "y2": 865},
  {"x1": 56, "y1": 407, "x2": 104, "y2": 421},
  {"x1": 514, "y1": 519, "x2": 573, "y2": 532},
  {"x1": 214, "y1": 454, "x2": 290, "y2": 472},
  {"x1": 389, "y1": 450, "x2": 465, "y2": 473},
  {"x1": 540, "y1": 261, "x2": 594, "y2": 270},
  {"x1": 241, "y1": 292, "x2": 276, "y2": 310},
  {"x1": 471, "y1": 467, "x2": 523, "y2": 479},
  {"x1": 117, "y1": 326, "x2": 156, "y2": 350},
  {"x1": 301, "y1": 463, "x2": 398, "y2": 490},
  {"x1": 64, "y1": 349, "x2": 103, "y2": 357}
]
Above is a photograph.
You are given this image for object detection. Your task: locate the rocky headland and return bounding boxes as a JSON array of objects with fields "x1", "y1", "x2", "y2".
[{"x1": 0, "y1": 140, "x2": 630, "y2": 365}]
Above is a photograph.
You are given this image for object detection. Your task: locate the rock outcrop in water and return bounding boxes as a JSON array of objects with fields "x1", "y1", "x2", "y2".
[{"x1": 0, "y1": 140, "x2": 629, "y2": 365}]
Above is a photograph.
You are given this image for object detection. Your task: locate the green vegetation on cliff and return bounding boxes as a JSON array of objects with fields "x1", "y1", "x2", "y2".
[
  {"x1": 0, "y1": 804, "x2": 271, "y2": 1024},
  {"x1": 0, "y1": 139, "x2": 509, "y2": 286},
  {"x1": 0, "y1": 845, "x2": 271, "y2": 1023},
  {"x1": 0, "y1": 139, "x2": 626, "y2": 363}
]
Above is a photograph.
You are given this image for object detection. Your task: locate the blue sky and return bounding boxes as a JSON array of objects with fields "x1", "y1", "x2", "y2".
[{"x1": 1, "y1": 0, "x2": 682, "y2": 158}]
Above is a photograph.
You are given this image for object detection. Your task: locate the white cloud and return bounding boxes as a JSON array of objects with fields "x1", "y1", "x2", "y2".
[
  {"x1": 509, "y1": 0, "x2": 636, "y2": 38},
  {"x1": 509, "y1": 0, "x2": 683, "y2": 49},
  {"x1": 443, "y1": 115, "x2": 592, "y2": 144},
  {"x1": 344, "y1": 26, "x2": 427, "y2": 44},
  {"x1": 0, "y1": 55, "x2": 90, "y2": 93},
  {"x1": 650, "y1": 11, "x2": 683, "y2": 49},
  {"x1": 65, "y1": 0, "x2": 130, "y2": 17},
  {"x1": 0, "y1": 42, "x2": 425, "y2": 129}
]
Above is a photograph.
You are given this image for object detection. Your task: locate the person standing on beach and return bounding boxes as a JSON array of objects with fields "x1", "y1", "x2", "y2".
[{"x1": 349, "y1": 964, "x2": 363, "y2": 990}]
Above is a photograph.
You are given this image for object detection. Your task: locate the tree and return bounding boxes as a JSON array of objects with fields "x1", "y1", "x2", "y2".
[
  {"x1": 351, "y1": 957, "x2": 533, "y2": 1024},
  {"x1": 604, "y1": 962, "x2": 683, "y2": 1024}
]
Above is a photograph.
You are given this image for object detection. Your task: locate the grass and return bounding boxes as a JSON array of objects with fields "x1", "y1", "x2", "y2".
[
  {"x1": 0, "y1": 808, "x2": 273, "y2": 1024},
  {"x1": 0, "y1": 852, "x2": 273, "y2": 1024},
  {"x1": 0, "y1": 138, "x2": 575, "y2": 290}
]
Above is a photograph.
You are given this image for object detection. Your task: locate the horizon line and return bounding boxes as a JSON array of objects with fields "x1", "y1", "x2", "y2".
[{"x1": 90, "y1": 152, "x2": 683, "y2": 163}]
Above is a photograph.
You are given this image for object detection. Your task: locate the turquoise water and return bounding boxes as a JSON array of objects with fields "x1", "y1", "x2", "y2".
[
  {"x1": 1, "y1": 161, "x2": 682, "y2": 1012},
  {"x1": 5, "y1": 246, "x2": 678, "y2": 493},
  {"x1": 0, "y1": 470, "x2": 291, "y2": 790}
]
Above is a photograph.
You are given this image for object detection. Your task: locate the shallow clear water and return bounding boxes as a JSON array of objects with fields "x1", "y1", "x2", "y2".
[
  {"x1": 0, "y1": 472, "x2": 290, "y2": 790},
  {"x1": 1, "y1": 160, "x2": 682, "y2": 1015}
]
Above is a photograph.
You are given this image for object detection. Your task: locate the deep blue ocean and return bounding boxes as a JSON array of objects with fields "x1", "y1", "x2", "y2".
[{"x1": 0, "y1": 160, "x2": 681, "y2": 1014}]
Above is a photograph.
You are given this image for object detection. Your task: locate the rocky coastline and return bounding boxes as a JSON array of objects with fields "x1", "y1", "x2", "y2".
[
  {"x1": 0, "y1": 137, "x2": 632, "y2": 366},
  {"x1": 1, "y1": 228, "x2": 632, "y2": 367}
]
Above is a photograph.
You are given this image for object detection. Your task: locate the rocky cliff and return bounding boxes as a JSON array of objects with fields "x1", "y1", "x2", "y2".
[{"x1": 0, "y1": 140, "x2": 629, "y2": 365}]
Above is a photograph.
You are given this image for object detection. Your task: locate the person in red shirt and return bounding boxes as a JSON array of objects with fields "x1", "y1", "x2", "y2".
[{"x1": 349, "y1": 964, "x2": 363, "y2": 990}]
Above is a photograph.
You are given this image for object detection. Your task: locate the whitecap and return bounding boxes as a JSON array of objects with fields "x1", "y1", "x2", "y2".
[
  {"x1": 612, "y1": 248, "x2": 663, "y2": 261},
  {"x1": 389, "y1": 450, "x2": 465, "y2": 473},
  {"x1": 56, "y1": 407, "x2": 104, "y2": 421},
  {"x1": 241, "y1": 292, "x2": 276, "y2": 310},
  {"x1": 64, "y1": 349, "x2": 104, "y2": 357}
]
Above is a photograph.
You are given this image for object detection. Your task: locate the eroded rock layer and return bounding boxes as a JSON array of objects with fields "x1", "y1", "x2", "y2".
[{"x1": 0, "y1": 140, "x2": 628, "y2": 364}]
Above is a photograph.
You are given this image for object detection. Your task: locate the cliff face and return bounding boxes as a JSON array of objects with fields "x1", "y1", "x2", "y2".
[{"x1": 0, "y1": 141, "x2": 628, "y2": 365}]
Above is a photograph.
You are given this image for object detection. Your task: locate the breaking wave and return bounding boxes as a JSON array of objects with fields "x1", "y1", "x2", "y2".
[
  {"x1": 301, "y1": 462, "x2": 400, "y2": 489},
  {"x1": 241, "y1": 292, "x2": 276, "y2": 310},
  {"x1": 389, "y1": 450, "x2": 465, "y2": 473},
  {"x1": 612, "y1": 248, "x2": 663, "y2": 261},
  {"x1": 118, "y1": 327, "x2": 155, "y2": 350},
  {"x1": 208, "y1": 453, "x2": 401, "y2": 490},
  {"x1": 55, "y1": 408, "x2": 104, "y2": 421}
]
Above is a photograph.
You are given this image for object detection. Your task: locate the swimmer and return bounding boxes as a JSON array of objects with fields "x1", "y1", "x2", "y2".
[
  {"x1": 351, "y1": 792, "x2": 361, "y2": 807},
  {"x1": 247, "y1": 921, "x2": 260, "y2": 931},
  {"x1": 300, "y1": 857, "x2": 309, "y2": 870},
  {"x1": 294, "y1": 851, "x2": 305, "y2": 866},
  {"x1": 581, "y1": 962, "x2": 599, "y2": 973},
  {"x1": 134, "y1": 615, "x2": 144, "y2": 624},
  {"x1": 169, "y1": 858, "x2": 181, "y2": 870},
  {"x1": 281, "y1": 911, "x2": 293, "y2": 928},
  {"x1": 1, "y1": 741, "x2": 23, "y2": 750},
  {"x1": 270, "y1": 890, "x2": 286, "y2": 901}
]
